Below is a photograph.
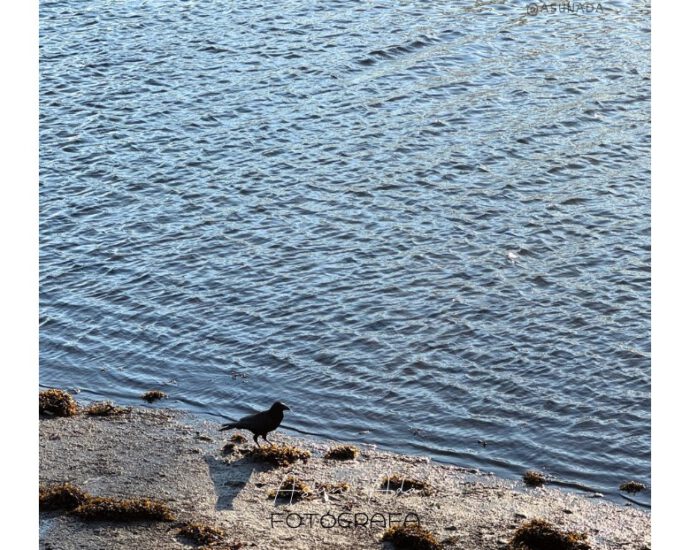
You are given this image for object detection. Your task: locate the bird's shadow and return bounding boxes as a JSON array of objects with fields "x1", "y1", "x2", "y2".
[{"x1": 204, "y1": 452, "x2": 273, "y2": 511}]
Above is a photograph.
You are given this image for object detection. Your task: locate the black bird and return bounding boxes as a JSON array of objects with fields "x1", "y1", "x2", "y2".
[{"x1": 219, "y1": 401, "x2": 290, "y2": 446}]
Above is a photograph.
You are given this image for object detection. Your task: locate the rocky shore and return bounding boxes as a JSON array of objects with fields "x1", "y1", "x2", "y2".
[{"x1": 39, "y1": 403, "x2": 650, "y2": 549}]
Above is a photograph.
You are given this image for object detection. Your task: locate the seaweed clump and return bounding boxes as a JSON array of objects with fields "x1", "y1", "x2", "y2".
[
  {"x1": 324, "y1": 445, "x2": 360, "y2": 461},
  {"x1": 39, "y1": 483, "x2": 176, "y2": 524},
  {"x1": 268, "y1": 476, "x2": 312, "y2": 502},
  {"x1": 84, "y1": 401, "x2": 130, "y2": 417},
  {"x1": 619, "y1": 481, "x2": 645, "y2": 494},
  {"x1": 39, "y1": 483, "x2": 90, "y2": 511},
  {"x1": 178, "y1": 521, "x2": 226, "y2": 545},
  {"x1": 221, "y1": 443, "x2": 236, "y2": 456},
  {"x1": 381, "y1": 474, "x2": 432, "y2": 496},
  {"x1": 141, "y1": 390, "x2": 167, "y2": 403},
  {"x1": 229, "y1": 433, "x2": 247, "y2": 444},
  {"x1": 381, "y1": 524, "x2": 442, "y2": 550},
  {"x1": 73, "y1": 496, "x2": 175, "y2": 522},
  {"x1": 249, "y1": 444, "x2": 311, "y2": 467},
  {"x1": 39, "y1": 389, "x2": 79, "y2": 417},
  {"x1": 510, "y1": 519, "x2": 591, "y2": 550},
  {"x1": 523, "y1": 470, "x2": 547, "y2": 487}
]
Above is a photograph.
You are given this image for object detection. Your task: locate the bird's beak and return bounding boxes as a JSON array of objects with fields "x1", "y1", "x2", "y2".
[{"x1": 284, "y1": 405, "x2": 291, "y2": 411}]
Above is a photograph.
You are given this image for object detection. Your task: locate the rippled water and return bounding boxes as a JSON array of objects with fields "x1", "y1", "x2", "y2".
[{"x1": 40, "y1": 0, "x2": 650, "y2": 504}]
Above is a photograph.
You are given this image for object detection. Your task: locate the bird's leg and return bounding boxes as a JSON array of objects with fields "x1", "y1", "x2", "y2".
[
  {"x1": 253, "y1": 433, "x2": 260, "y2": 447},
  {"x1": 263, "y1": 434, "x2": 269, "y2": 444}
]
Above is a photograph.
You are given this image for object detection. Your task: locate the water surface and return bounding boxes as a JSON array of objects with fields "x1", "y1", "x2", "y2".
[{"x1": 40, "y1": 0, "x2": 651, "y2": 505}]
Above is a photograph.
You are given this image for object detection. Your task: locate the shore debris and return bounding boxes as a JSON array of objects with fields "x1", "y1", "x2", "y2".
[
  {"x1": 39, "y1": 483, "x2": 90, "y2": 511},
  {"x1": 324, "y1": 445, "x2": 360, "y2": 460},
  {"x1": 229, "y1": 433, "x2": 247, "y2": 444},
  {"x1": 40, "y1": 389, "x2": 79, "y2": 417},
  {"x1": 619, "y1": 481, "x2": 646, "y2": 494},
  {"x1": 73, "y1": 496, "x2": 175, "y2": 522},
  {"x1": 382, "y1": 524, "x2": 442, "y2": 550},
  {"x1": 510, "y1": 518, "x2": 591, "y2": 550},
  {"x1": 381, "y1": 474, "x2": 432, "y2": 496},
  {"x1": 249, "y1": 444, "x2": 311, "y2": 467},
  {"x1": 141, "y1": 390, "x2": 167, "y2": 403},
  {"x1": 84, "y1": 401, "x2": 130, "y2": 417},
  {"x1": 268, "y1": 476, "x2": 312, "y2": 502},
  {"x1": 178, "y1": 521, "x2": 226, "y2": 545},
  {"x1": 523, "y1": 470, "x2": 547, "y2": 488}
]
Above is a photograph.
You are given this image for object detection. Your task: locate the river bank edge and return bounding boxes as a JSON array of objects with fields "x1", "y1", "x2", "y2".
[{"x1": 39, "y1": 402, "x2": 651, "y2": 549}]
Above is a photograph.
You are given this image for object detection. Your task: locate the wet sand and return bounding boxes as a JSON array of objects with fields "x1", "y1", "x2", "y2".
[{"x1": 39, "y1": 407, "x2": 650, "y2": 549}]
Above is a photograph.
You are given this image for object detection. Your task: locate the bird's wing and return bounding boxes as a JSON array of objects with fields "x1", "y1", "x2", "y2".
[{"x1": 238, "y1": 409, "x2": 271, "y2": 430}]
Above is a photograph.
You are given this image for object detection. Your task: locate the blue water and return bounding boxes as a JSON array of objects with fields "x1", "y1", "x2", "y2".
[{"x1": 40, "y1": 0, "x2": 650, "y2": 505}]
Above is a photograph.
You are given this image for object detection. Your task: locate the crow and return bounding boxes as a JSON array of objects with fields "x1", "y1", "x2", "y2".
[{"x1": 219, "y1": 401, "x2": 290, "y2": 446}]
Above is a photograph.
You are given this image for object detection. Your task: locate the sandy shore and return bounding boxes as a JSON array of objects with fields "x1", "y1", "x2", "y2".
[{"x1": 39, "y1": 406, "x2": 650, "y2": 549}]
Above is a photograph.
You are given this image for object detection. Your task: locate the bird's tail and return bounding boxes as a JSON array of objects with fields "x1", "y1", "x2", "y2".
[{"x1": 219, "y1": 422, "x2": 239, "y2": 432}]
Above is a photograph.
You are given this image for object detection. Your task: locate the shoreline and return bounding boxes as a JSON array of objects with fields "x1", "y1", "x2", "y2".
[
  {"x1": 40, "y1": 403, "x2": 650, "y2": 549},
  {"x1": 38, "y1": 385, "x2": 649, "y2": 507}
]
